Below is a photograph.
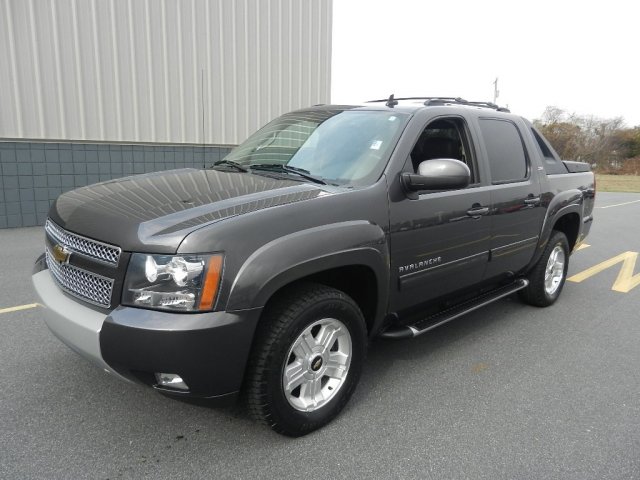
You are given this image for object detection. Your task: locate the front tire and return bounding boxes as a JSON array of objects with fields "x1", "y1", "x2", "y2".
[
  {"x1": 519, "y1": 231, "x2": 570, "y2": 307},
  {"x1": 244, "y1": 283, "x2": 367, "y2": 437}
]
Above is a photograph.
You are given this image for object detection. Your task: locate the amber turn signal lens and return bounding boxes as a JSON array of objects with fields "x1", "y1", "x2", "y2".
[{"x1": 199, "y1": 255, "x2": 223, "y2": 311}]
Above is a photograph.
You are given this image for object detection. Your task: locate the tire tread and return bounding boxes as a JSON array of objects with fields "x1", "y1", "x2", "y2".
[
  {"x1": 519, "y1": 231, "x2": 569, "y2": 307},
  {"x1": 243, "y1": 282, "x2": 363, "y2": 436}
]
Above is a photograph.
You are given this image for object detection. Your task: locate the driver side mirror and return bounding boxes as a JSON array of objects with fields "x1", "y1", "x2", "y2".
[{"x1": 401, "y1": 158, "x2": 471, "y2": 195}]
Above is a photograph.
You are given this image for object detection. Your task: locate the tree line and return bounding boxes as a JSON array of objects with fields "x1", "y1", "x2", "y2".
[{"x1": 534, "y1": 107, "x2": 640, "y2": 174}]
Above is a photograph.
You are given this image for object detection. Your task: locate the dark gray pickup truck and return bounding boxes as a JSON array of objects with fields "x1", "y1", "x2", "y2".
[{"x1": 32, "y1": 97, "x2": 595, "y2": 436}]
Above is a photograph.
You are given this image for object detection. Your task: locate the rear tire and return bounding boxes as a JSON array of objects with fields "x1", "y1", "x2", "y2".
[
  {"x1": 244, "y1": 283, "x2": 367, "y2": 437},
  {"x1": 519, "y1": 231, "x2": 570, "y2": 307}
]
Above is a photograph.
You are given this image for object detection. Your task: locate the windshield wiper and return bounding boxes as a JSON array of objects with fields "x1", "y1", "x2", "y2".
[
  {"x1": 211, "y1": 159, "x2": 248, "y2": 172},
  {"x1": 250, "y1": 164, "x2": 327, "y2": 185}
]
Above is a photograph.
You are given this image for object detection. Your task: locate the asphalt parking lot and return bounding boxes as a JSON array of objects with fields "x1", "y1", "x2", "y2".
[{"x1": 1, "y1": 192, "x2": 639, "y2": 480}]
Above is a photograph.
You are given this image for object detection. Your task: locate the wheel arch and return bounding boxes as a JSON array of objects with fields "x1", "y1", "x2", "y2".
[
  {"x1": 526, "y1": 191, "x2": 585, "y2": 273},
  {"x1": 538, "y1": 189, "x2": 585, "y2": 251},
  {"x1": 552, "y1": 212, "x2": 581, "y2": 251},
  {"x1": 260, "y1": 261, "x2": 383, "y2": 336}
]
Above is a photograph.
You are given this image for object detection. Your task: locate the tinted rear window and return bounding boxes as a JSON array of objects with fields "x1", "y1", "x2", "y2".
[
  {"x1": 531, "y1": 128, "x2": 567, "y2": 174},
  {"x1": 479, "y1": 119, "x2": 528, "y2": 183}
]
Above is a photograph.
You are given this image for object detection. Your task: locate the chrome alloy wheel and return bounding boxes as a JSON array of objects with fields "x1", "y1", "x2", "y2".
[
  {"x1": 282, "y1": 318, "x2": 352, "y2": 412},
  {"x1": 544, "y1": 245, "x2": 566, "y2": 296}
]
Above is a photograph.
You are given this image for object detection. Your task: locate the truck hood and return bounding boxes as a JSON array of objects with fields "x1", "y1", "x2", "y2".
[{"x1": 49, "y1": 168, "x2": 327, "y2": 253}]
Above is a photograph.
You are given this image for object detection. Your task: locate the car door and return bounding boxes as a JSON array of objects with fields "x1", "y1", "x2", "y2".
[
  {"x1": 476, "y1": 117, "x2": 545, "y2": 280},
  {"x1": 388, "y1": 116, "x2": 491, "y2": 312}
]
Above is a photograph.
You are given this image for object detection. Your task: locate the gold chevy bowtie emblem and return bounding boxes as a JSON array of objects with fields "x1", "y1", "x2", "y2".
[{"x1": 52, "y1": 244, "x2": 71, "y2": 265}]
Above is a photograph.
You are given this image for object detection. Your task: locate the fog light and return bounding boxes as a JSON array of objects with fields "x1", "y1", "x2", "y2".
[{"x1": 155, "y1": 372, "x2": 189, "y2": 391}]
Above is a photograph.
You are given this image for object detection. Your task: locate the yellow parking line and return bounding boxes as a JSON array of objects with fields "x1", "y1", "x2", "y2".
[
  {"x1": 568, "y1": 251, "x2": 640, "y2": 293},
  {"x1": 575, "y1": 243, "x2": 591, "y2": 251},
  {"x1": 0, "y1": 303, "x2": 40, "y2": 314}
]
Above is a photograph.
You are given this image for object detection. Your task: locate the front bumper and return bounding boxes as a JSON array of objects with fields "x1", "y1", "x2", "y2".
[
  {"x1": 32, "y1": 268, "x2": 262, "y2": 401},
  {"x1": 32, "y1": 269, "x2": 131, "y2": 383}
]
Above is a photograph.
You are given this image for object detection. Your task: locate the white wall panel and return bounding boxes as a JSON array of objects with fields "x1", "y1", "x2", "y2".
[{"x1": 0, "y1": 0, "x2": 332, "y2": 145}]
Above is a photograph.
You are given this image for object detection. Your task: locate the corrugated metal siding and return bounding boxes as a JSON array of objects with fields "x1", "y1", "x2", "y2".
[{"x1": 0, "y1": 0, "x2": 332, "y2": 145}]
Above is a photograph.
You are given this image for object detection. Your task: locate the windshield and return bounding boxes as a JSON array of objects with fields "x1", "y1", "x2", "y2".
[{"x1": 222, "y1": 109, "x2": 409, "y2": 186}]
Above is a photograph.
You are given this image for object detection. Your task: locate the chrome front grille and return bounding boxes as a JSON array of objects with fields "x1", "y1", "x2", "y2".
[
  {"x1": 46, "y1": 248, "x2": 114, "y2": 308},
  {"x1": 45, "y1": 219, "x2": 121, "y2": 266}
]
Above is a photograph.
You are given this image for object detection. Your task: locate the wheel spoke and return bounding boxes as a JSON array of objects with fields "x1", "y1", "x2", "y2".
[
  {"x1": 300, "y1": 377, "x2": 323, "y2": 408},
  {"x1": 283, "y1": 360, "x2": 306, "y2": 393},
  {"x1": 324, "y1": 354, "x2": 348, "y2": 380},
  {"x1": 292, "y1": 331, "x2": 317, "y2": 358},
  {"x1": 310, "y1": 377, "x2": 323, "y2": 402},
  {"x1": 318, "y1": 324, "x2": 341, "y2": 352},
  {"x1": 303, "y1": 331, "x2": 318, "y2": 352}
]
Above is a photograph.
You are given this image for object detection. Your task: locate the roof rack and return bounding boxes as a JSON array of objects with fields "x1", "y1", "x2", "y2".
[{"x1": 366, "y1": 96, "x2": 511, "y2": 113}]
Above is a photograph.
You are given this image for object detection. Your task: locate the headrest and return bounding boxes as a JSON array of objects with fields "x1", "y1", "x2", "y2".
[{"x1": 421, "y1": 137, "x2": 459, "y2": 160}]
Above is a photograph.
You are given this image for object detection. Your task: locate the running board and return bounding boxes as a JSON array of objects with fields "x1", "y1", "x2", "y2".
[{"x1": 380, "y1": 279, "x2": 529, "y2": 339}]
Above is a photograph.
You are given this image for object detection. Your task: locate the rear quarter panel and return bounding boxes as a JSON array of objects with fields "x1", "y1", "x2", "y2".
[{"x1": 532, "y1": 171, "x2": 595, "y2": 269}]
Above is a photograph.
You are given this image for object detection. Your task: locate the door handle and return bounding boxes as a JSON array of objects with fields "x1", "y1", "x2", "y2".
[
  {"x1": 524, "y1": 196, "x2": 541, "y2": 206},
  {"x1": 466, "y1": 205, "x2": 490, "y2": 218}
]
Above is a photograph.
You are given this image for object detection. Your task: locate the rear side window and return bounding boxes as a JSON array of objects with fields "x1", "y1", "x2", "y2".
[
  {"x1": 479, "y1": 119, "x2": 528, "y2": 183},
  {"x1": 531, "y1": 128, "x2": 567, "y2": 174}
]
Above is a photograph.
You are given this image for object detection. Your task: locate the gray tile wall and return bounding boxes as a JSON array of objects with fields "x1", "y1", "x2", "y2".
[{"x1": 0, "y1": 142, "x2": 233, "y2": 228}]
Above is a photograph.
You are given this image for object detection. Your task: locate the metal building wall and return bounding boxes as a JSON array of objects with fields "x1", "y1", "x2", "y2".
[{"x1": 0, "y1": 0, "x2": 332, "y2": 146}]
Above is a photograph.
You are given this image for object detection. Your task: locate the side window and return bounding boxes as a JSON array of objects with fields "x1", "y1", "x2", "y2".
[
  {"x1": 531, "y1": 127, "x2": 567, "y2": 174},
  {"x1": 479, "y1": 119, "x2": 528, "y2": 184},
  {"x1": 410, "y1": 118, "x2": 477, "y2": 184}
]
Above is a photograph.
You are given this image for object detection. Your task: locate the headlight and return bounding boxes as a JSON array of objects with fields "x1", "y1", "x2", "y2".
[{"x1": 122, "y1": 253, "x2": 223, "y2": 312}]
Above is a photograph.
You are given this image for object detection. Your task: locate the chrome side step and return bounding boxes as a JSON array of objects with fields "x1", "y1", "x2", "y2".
[{"x1": 380, "y1": 279, "x2": 529, "y2": 339}]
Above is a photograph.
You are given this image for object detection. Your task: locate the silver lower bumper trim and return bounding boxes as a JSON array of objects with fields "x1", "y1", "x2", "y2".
[{"x1": 32, "y1": 269, "x2": 131, "y2": 383}]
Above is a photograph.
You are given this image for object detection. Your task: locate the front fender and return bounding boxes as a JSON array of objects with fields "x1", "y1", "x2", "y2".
[{"x1": 226, "y1": 221, "x2": 389, "y2": 328}]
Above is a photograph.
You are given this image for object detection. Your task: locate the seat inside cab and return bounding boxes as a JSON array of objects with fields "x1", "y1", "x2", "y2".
[{"x1": 410, "y1": 119, "x2": 475, "y2": 183}]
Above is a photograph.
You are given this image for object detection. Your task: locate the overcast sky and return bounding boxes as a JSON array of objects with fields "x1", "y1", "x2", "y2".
[{"x1": 331, "y1": 0, "x2": 640, "y2": 127}]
